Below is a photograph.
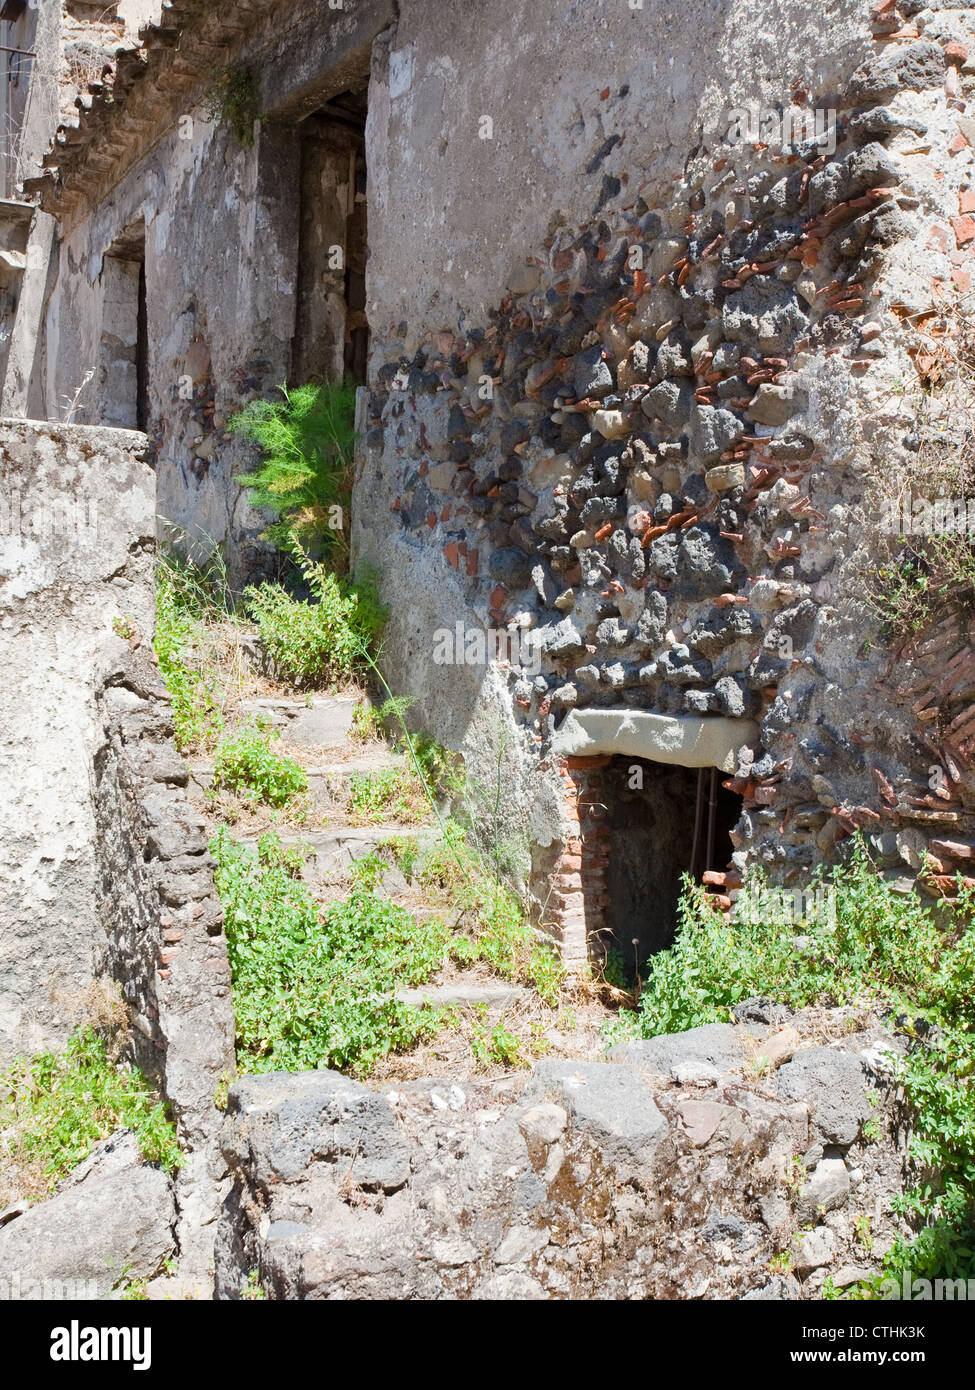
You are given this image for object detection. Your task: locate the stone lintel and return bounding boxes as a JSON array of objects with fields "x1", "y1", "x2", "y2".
[{"x1": 551, "y1": 708, "x2": 758, "y2": 774}]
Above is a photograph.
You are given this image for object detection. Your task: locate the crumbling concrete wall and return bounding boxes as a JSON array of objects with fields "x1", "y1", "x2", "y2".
[
  {"x1": 0, "y1": 418, "x2": 155, "y2": 1060},
  {"x1": 0, "y1": 417, "x2": 234, "y2": 1271},
  {"x1": 353, "y1": 0, "x2": 975, "y2": 954}
]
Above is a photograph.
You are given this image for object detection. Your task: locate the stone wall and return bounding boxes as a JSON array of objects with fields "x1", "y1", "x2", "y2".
[
  {"x1": 353, "y1": 0, "x2": 975, "y2": 953},
  {"x1": 0, "y1": 417, "x2": 234, "y2": 1271},
  {"x1": 19, "y1": 0, "x2": 975, "y2": 962},
  {"x1": 214, "y1": 1008, "x2": 910, "y2": 1301},
  {"x1": 29, "y1": 0, "x2": 393, "y2": 574}
]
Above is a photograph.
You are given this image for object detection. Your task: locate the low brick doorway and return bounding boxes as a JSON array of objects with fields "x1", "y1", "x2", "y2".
[{"x1": 546, "y1": 754, "x2": 741, "y2": 973}]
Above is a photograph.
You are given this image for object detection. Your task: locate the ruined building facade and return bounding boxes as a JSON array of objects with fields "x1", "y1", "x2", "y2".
[{"x1": 3, "y1": 0, "x2": 975, "y2": 988}]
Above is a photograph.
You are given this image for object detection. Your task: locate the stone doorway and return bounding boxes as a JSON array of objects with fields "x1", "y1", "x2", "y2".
[
  {"x1": 601, "y1": 756, "x2": 741, "y2": 974},
  {"x1": 96, "y1": 219, "x2": 148, "y2": 431},
  {"x1": 293, "y1": 85, "x2": 369, "y2": 386},
  {"x1": 545, "y1": 751, "x2": 742, "y2": 974}
]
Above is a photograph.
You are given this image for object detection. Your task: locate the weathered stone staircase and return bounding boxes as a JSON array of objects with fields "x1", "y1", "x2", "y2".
[{"x1": 184, "y1": 690, "x2": 540, "y2": 1035}]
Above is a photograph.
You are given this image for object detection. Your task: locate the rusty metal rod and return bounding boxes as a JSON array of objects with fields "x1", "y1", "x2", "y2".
[
  {"x1": 689, "y1": 766, "x2": 705, "y2": 880},
  {"x1": 706, "y1": 767, "x2": 718, "y2": 873}
]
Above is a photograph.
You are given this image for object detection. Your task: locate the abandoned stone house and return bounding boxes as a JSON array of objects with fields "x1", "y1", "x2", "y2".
[
  {"x1": 2, "y1": 0, "x2": 975, "y2": 1303},
  {"x1": 4, "y1": 0, "x2": 975, "y2": 976}
]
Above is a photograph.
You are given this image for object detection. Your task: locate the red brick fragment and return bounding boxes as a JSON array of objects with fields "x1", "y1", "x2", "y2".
[{"x1": 953, "y1": 215, "x2": 975, "y2": 246}]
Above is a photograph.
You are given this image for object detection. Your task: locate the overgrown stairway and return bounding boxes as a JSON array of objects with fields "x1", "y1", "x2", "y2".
[{"x1": 183, "y1": 680, "x2": 611, "y2": 1079}]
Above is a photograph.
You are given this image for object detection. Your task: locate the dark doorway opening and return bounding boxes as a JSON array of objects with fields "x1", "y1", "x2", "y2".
[
  {"x1": 293, "y1": 85, "x2": 369, "y2": 386},
  {"x1": 602, "y1": 757, "x2": 741, "y2": 974},
  {"x1": 97, "y1": 219, "x2": 148, "y2": 430}
]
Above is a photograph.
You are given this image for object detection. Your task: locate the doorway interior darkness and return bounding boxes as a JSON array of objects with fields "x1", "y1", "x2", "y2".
[
  {"x1": 602, "y1": 756, "x2": 742, "y2": 974},
  {"x1": 293, "y1": 84, "x2": 368, "y2": 386},
  {"x1": 97, "y1": 218, "x2": 148, "y2": 431}
]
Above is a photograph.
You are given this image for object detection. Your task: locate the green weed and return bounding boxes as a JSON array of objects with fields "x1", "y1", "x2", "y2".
[
  {"x1": 211, "y1": 723, "x2": 308, "y2": 808},
  {"x1": 0, "y1": 1027, "x2": 182, "y2": 1198},
  {"x1": 213, "y1": 828, "x2": 450, "y2": 1075}
]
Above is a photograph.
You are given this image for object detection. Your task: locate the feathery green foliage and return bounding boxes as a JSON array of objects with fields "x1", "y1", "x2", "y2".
[{"x1": 231, "y1": 381, "x2": 357, "y2": 553}]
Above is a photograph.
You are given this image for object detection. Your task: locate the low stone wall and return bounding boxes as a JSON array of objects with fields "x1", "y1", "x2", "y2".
[
  {"x1": 93, "y1": 649, "x2": 235, "y2": 1269},
  {"x1": 214, "y1": 1007, "x2": 909, "y2": 1301},
  {"x1": 0, "y1": 417, "x2": 234, "y2": 1273}
]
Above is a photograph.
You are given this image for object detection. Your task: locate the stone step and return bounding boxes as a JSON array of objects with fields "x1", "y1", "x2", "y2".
[
  {"x1": 234, "y1": 695, "x2": 360, "y2": 750},
  {"x1": 189, "y1": 748, "x2": 412, "y2": 813},
  {"x1": 395, "y1": 982, "x2": 528, "y2": 1010},
  {"x1": 239, "y1": 823, "x2": 431, "y2": 886}
]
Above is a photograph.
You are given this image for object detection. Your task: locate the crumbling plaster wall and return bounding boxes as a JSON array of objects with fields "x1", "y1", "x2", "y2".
[
  {"x1": 0, "y1": 418, "x2": 155, "y2": 1061},
  {"x1": 354, "y1": 0, "x2": 975, "y2": 948},
  {"x1": 0, "y1": 417, "x2": 234, "y2": 1269},
  {"x1": 44, "y1": 109, "x2": 300, "y2": 567}
]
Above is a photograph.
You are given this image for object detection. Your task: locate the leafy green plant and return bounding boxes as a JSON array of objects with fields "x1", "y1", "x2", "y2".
[
  {"x1": 231, "y1": 382, "x2": 356, "y2": 552},
  {"x1": 117, "y1": 1274, "x2": 149, "y2": 1301},
  {"x1": 867, "y1": 538, "x2": 975, "y2": 645},
  {"x1": 626, "y1": 843, "x2": 975, "y2": 1282},
  {"x1": 211, "y1": 723, "x2": 308, "y2": 808},
  {"x1": 240, "y1": 1269, "x2": 266, "y2": 1301},
  {"x1": 351, "y1": 695, "x2": 415, "y2": 742},
  {"x1": 397, "y1": 820, "x2": 565, "y2": 1006},
  {"x1": 347, "y1": 767, "x2": 431, "y2": 826},
  {"x1": 206, "y1": 63, "x2": 260, "y2": 147},
  {"x1": 244, "y1": 545, "x2": 386, "y2": 689},
  {"x1": 213, "y1": 828, "x2": 450, "y2": 1075},
  {"x1": 154, "y1": 556, "x2": 225, "y2": 751},
  {"x1": 469, "y1": 1012, "x2": 525, "y2": 1069},
  {"x1": 0, "y1": 1027, "x2": 181, "y2": 1197}
]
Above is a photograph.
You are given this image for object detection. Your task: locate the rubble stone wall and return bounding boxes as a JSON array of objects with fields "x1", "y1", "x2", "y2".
[{"x1": 354, "y1": 0, "x2": 975, "y2": 948}]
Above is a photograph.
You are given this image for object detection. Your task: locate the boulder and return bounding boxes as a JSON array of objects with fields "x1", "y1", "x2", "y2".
[
  {"x1": 775, "y1": 1048, "x2": 869, "y2": 1147},
  {"x1": 0, "y1": 1132, "x2": 175, "y2": 1300},
  {"x1": 611, "y1": 1023, "x2": 745, "y2": 1083},
  {"x1": 222, "y1": 1070, "x2": 411, "y2": 1192},
  {"x1": 524, "y1": 1061, "x2": 668, "y2": 1171}
]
